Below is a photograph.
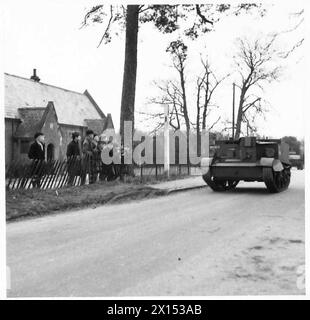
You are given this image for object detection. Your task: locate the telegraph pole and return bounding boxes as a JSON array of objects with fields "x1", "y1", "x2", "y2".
[
  {"x1": 232, "y1": 83, "x2": 235, "y2": 139},
  {"x1": 164, "y1": 105, "x2": 170, "y2": 178}
]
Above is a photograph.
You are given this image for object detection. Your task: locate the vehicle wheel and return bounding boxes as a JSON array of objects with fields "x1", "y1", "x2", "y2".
[
  {"x1": 263, "y1": 166, "x2": 291, "y2": 193},
  {"x1": 203, "y1": 171, "x2": 239, "y2": 191},
  {"x1": 226, "y1": 180, "x2": 239, "y2": 190}
]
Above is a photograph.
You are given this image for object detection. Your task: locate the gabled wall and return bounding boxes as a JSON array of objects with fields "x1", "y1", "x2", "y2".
[
  {"x1": 40, "y1": 103, "x2": 62, "y2": 160},
  {"x1": 5, "y1": 118, "x2": 20, "y2": 164}
]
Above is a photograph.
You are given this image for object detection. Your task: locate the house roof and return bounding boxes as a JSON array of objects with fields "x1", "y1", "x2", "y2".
[
  {"x1": 15, "y1": 108, "x2": 46, "y2": 138},
  {"x1": 14, "y1": 102, "x2": 59, "y2": 138},
  {"x1": 84, "y1": 119, "x2": 107, "y2": 135},
  {"x1": 4, "y1": 73, "x2": 105, "y2": 127},
  {"x1": 84, "y1": 114, "x2": 114, "y2": 134},
  {"x1": 104, "y1": 113, "x2": 114, "y2": 130}
]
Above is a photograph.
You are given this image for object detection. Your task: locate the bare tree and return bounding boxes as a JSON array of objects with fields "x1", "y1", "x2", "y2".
[
  {"x1": 234, "y1": 35, "x2": 282, "y2": 139},
  {"x1": 165, "y1": 40, "x2": 191, "y2": 165},
  {"x1": 82, "y1": 4, "x2": 266, "y2": 174},
  {"x1": 233, "y1": 6, "x2": 304, "y2": 139},
  {"x1": 146, "y1": 80, "x2": 183, "y2": 133},
  {"x1": 195, "y1": 57, "x2": 228, "y2": 154},
  {"x1": 144, "y1": 55, "x2": 226, "y2": 160}
]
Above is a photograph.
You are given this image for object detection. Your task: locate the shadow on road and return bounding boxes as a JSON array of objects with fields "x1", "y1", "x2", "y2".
[{"x1": 226, "y1": 187, "x2": 276, "y2": 195}]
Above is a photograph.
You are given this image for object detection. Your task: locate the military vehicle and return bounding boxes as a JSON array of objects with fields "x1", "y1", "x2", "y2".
[
  {"x1": 201, "y1": 137, "x2": 291, "y2": 193},
  {"x1": 288, "y1": 152, "x2": 304, "y2": 170}
]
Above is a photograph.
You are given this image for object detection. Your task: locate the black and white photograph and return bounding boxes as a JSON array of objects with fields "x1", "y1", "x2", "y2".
[{"x1": 0, "y1": 0, "x2": 307, "y2": 300}]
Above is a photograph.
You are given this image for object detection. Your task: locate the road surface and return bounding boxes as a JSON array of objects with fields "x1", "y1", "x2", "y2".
[{"x1": 7, "y1": 170, "x2": 305, "y2": 297}]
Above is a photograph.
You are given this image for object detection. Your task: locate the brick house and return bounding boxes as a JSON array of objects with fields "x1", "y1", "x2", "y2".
[{"x1": 5, "y1": 70, "x2": 114, "y2": 163}]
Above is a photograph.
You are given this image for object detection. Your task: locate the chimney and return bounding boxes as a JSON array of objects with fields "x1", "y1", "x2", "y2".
[{"x1": 30, "y1": 69, "x2": 40, "y2": 82}]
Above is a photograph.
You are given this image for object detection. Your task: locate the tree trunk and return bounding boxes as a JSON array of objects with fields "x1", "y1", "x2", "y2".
[
  {"x1": 201, "y1": 72, "x2": 209, "y2": 131},
  {"x1": 179, "y1": 65, "x2": 190, "y2": 167},
  {"x1": 196, "y1": 79, "x2": 201, "y2": 157},
  {"x1": 196, "y1": 106, "x2": 201, "y2": 157},
  {"x1": 119, "y1": 5, "x2": 139, "y2": 177},
  {"x1": 235, "y1": 90, "x2": 246, "y2": 140}
]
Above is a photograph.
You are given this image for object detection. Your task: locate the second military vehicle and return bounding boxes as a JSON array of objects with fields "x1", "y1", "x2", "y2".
[{"x1": 288, "y1": 152, "x2": 304, "y2": 170}]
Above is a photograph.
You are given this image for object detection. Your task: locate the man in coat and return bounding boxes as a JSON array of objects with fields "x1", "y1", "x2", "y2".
[
  {"x1": 67, "y1": 132, "x2": 81, "y2": 158},
  {"x1": 28, "y1": 132, "x2": 45, "y2": 188},
  {"x1": 81, "y1": 129, "x2": 96, "y2": 184},
  {"x1": 28, "y1": 132, "x2": 45, "y2": 160},
  {"x1": 66, "y1": 132, "x2": 81, "y2": 185}
]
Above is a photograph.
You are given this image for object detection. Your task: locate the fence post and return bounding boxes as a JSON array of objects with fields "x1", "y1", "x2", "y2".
[{"x1": 140, "y1": 164, "x2": 143, "y2": 183}]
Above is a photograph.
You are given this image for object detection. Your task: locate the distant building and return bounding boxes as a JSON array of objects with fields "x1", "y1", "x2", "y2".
[{"x1": 4, "y1": 70, "x2": 114, "y2": 163}]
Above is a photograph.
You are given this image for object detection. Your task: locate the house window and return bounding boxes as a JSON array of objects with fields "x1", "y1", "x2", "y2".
[{"x1": 20, "y1": 140, "x2": 29, "y2": 154}]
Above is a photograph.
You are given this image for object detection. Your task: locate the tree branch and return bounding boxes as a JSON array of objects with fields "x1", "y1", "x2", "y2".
[
  {"x1": 97, "y1": 5, "x2": 114, "y2": 47},
  {"x1": 80, "y1": 5, "x2": 104, "y2": 28},
  {"x1": 242, "y1": 97, "x2": 261, "y2": 113},
  {"x1": 195, "y1": 5, "x2": 213, "y2": 25},
  {"x1": 208, "y1": 116, "x2": 221, "y2": 131}
]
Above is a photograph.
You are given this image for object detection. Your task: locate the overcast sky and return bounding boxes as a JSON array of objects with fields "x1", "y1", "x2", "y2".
[{"x1": 1, "y1": 0, "x2": 306, "y2": 138}]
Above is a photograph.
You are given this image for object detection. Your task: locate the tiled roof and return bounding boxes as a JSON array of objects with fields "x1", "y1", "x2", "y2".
[
  {"x1": 84, "y1": 119, "x2": 107, "y2": 135},
  {"x1": 4, "y1": 73, "x2": 105, "y2": 126},
  {"x1": 15, "y1": 108, "x2": 46, "y2": 138},
  {"x1": 104, "y1": 113, "x2": 114, "y2": 130},
  {"x1": 84, "y1": 114, "x2": 114, "y2": 134}
]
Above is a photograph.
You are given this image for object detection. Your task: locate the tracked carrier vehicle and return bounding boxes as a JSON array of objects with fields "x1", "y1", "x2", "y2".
[{"x1": 201, "y1": 137, "x2": 291, "y2": 193}]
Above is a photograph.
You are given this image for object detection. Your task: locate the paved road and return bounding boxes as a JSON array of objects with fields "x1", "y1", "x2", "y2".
[{"x1": 7, "y1": 170, "x2": 305, "y2": 297}]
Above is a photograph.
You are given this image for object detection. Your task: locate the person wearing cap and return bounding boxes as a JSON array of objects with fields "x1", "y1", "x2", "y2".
[
  {"x1": 66, "y1": 132, "x2": 81, "y2": 186},
  {"x1": 82, "y1": 129, "x2": 94, "y2": 155},
  {"x1": 91, "y1": 134, "x2": 102, "y2": 182},
  {"x1": 81, "y1": 129, "x2": 96, "y2": 184},
  {"x1": 67, "y1": 132, "x2": 81, "y2": 158},
  {"x1": 28, "y1": 132, "x2": 46, "y2": 188},
  {"x1": 28, "y1": 132, "x2": 45, "y2": 160}
]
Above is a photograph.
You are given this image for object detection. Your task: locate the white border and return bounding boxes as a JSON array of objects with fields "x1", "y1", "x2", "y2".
[
  {"x1": 0, "y1": 0, "x2": 7, "y2": 300},
  {"x1": 1, "y1": 0, "x2": 309, "y2": 300}
]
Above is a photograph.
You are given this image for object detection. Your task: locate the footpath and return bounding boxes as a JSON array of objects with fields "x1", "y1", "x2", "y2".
[{"x1": 151, "y1": 175, "x2": 206, "y2": 193}]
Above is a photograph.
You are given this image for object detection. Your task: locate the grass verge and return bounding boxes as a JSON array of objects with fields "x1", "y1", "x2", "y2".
[{"x1": 6, "y1": 180, "x2": 168, "y2": 222}]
